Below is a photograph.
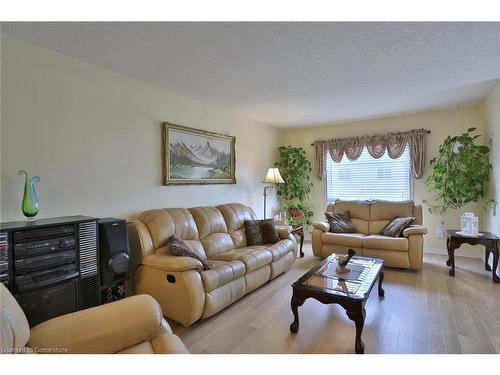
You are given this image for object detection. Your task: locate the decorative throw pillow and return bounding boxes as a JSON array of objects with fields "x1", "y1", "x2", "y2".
[
  {"x1": 244, "y1": 219, "x2": 280, "y2": 245},
  {"x1": 325, "y1": 210, "x2": 357, "y2": 233},
  {"x1": 381, "y1": 217, "x2": 415, "y2": 238},
  {"x1": 244, "y1": 220, "x2": 264, "y2": 246},
  {"x1": 261, "y1": 218, "x2": 280, "y2": 244},
  {"x1": 169, "y1": 235, "x2": 212, "y2": 270}
]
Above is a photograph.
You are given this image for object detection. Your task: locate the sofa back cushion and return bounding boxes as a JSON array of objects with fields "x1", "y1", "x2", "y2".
[
  {"x1": 328, "y1": 200, "x2": 370, "y2": 234},
  {"x1": 369, "y1": 200, "x2": 415, "y2": 234},
  {"x1": 217, "y1": 203, "x2": 257, "y2": 248},
  {"x1": 139, "y1": 208, "x2": 206, "y2": 258},
  {"x1": 189, "y1": 206, "x2": 235, "y2": 257}
]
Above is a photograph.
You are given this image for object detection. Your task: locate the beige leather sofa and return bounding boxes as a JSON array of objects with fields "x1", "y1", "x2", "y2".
[
  {"x1": 312, "y1": 200, "x2": 427, "y2": 270},
  {"x1": 128, "y1": 203, "x2": 297, "y2": 327},
  {"x1": 0, "y1": 283, "x2": 188, "y2": 354}
]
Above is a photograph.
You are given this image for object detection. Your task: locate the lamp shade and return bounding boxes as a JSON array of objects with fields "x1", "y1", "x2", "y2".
[{"x1": 263, "y1": 168, "x2": 285, "y2": 184}]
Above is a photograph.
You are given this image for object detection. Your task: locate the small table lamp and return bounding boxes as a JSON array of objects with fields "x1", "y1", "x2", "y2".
[{"x1": 262, "y1": 167, "x2": 285, "y2": 219}]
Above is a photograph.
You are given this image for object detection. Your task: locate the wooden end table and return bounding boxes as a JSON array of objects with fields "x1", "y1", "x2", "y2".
[
  {"x1": 291, "y1": 225, "x2": 304, "y2": 257},
  {"x1": 290, "y1": 254, "x2": 384, "y2": 354},
  {"x1": 446, "y1": 230, "x2": 499, "y2": 283}
]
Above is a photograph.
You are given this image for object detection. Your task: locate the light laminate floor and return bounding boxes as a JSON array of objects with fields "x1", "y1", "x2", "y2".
[{"x1": 170, "y1": 244, "x2": 500, "y2": 354}]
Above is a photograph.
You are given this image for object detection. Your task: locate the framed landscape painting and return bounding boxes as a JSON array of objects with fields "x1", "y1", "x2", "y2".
[{"x1": 162, "y1": 122, "x2": 236, "y2": 185}]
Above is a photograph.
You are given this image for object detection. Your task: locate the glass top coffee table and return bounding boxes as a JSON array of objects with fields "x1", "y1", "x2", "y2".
[{"x1": 290, "y1": 254, "x2": 384, "y2": 354}]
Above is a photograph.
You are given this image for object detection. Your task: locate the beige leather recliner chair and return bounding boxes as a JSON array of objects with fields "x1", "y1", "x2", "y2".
[
  {"x1": 312, "y1": 200, "x2": 427, "y2": 270},
  {"x1": 0, "y1": 283, "x2": 188, "y2": 354},
  {"x1": 128, "y1": 203, "x2": 297, "y2": 327}
]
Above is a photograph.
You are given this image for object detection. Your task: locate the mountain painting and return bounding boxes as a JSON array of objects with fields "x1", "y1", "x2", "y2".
[{"x1": 162, "y1": 123, "x2": 236, "y2": 185}]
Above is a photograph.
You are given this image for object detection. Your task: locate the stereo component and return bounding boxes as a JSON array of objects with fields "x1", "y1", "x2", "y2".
[
  {"x1": 0, "y1": 232, "x2": 9, "y2": 287},
  {"x1": 13, "y1": 224, "x2": 74, "y2": 242},
  {"x1": 98, "y1": 218, "x2": 130, "y2": 303},
  {"x1": 15, "y1": 263, "x2": 80, "y2": 293},
  {"x1": 77, "y1": 221, "x2": 100, "y2": 310},
  {"x1": 14, "y1": 249, "x2": 76, "y2": 274},
  {"x1": 15, "y1": 279, "x2": 78, "y2": 327},
  {"x1": 0, "y1": 216, "x2": 100, "y2": 326},
  {"x1": 14, "y1": 236, "x2": 75, "y2": 258}
]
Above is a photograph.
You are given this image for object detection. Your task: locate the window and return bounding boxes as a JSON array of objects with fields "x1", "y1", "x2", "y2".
[{"x1": 326, "y1": 144, "x2": 412, "y2": 202}]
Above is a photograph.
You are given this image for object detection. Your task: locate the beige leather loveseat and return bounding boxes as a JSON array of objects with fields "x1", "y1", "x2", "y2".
[
  {"x1": 128, "y1": 203, "x2": 297, "y2": 327},
  {"x1": 312, "y1": 200, "x2": 427, "y2": 270},
  {"x1": 0, "y1": 283, "x2": 188, "y2": 354}
]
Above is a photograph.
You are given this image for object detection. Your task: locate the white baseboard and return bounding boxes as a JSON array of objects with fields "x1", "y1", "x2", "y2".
[{"x1": 424, "y1": 247, "x2": 483, "y2": 259}]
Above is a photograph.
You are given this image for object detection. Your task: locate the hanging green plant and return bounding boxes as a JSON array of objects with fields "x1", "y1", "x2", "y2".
[
  {"x1": 275, "y1": 146, "x2": 314, "y2": 227},
  {"x1": 425, "y1": 127, "x2": 495, "y2": 215}
]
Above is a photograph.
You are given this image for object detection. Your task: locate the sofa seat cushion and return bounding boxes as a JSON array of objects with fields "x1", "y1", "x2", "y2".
[
  {"x1": 362, "y1": 234, "x2": 409, "y2": 252},
  {"x1": 209, "y1": 247, "x2": 273, "y2": 273},
  {"x1": 267, "y1": 239, "x2": 295, "y2": 262},
  {"x1": 321, "y1": 232, "x2": 366, "y2": 248},
  {"x1": 201, "y1": 260, "x2": 246, "y2": 292}
]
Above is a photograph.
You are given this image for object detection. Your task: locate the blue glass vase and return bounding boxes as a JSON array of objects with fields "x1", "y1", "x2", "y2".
[{"x1": 18, "y1": 170, "x2": 40, "y2": 219}]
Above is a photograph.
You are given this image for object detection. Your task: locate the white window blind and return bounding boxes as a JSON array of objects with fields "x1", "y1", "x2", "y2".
[{"x1": 326, "y1": 144, "x2": 412, "y2": 203}]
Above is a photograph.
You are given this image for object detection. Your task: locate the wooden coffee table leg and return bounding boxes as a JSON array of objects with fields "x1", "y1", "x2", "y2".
[
  {"x1": 378, "y1": 269, "x2": 385, "y2": 298},
  {"x1": 346, "y1": 302, "x2": 366, "y2": 354},
  {"x1": 491, "y1": 243, "x2": 500, "y2": 283},
  {"x1": 485, "y1": 248, "x2": 492, "y2": 271},
  {"x1": 290, "y1": 289, "x2": 306, "y2": 333}
]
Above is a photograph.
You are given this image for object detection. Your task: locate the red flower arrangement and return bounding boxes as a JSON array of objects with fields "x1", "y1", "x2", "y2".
[{"x1": 288, "y1": 208, "x2": 304, "y2": 219}]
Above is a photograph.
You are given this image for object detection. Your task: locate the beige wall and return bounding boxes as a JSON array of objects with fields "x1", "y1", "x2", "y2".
[
  {"x1": 281, "y1": 105, "x2": 486, "y2": 256},
  {"x1": 0, "y1": 34, "x2": 280, "y2": 222},
  {"x1": 1, "y1": 33, "x2": 495, "y2": 260},
  {"x1": 484, "y1": 81, "x2": 500, "y2": 237}
]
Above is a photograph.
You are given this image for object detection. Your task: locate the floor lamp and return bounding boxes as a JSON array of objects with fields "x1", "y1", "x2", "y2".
[{"x1": 262, "y1": 167, "x2": 285, "y2": 219}]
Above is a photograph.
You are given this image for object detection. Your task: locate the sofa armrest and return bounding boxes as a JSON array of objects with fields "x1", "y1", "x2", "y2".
[
  {"x1": 148, "y1": 333, "x2": 189, "y2": 354},
  {"x1": 313, "y1": 221, "x2": 330, "y2": 232},
  {"x1": 276, "y1": 225, "x2": 292, "y2": 240},
  {"x1": 403, "y1": 225, "x2": 428, "y2": 237},
  {"x1": 128, "y1": 219, "x2": 155, "y2": 274},
  {"x1": 142, "y1": 253, "x2": 204, "y2": 272},
  {"x1": 28, "y1": 295, "x2": 169, "y2": 354}
]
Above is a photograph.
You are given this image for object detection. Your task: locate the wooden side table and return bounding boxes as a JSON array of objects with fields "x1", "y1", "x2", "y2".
[
  {"x1": 446, "y1": 230, "x2": 499, "y2": 283},
  {"x1": 291, "y1": 225, "x2": 305, "y2": 258}
]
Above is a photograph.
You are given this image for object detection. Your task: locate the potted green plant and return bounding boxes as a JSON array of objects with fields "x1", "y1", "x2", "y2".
[
  {"x1": 275, "y1": 146, "x2": 314, "y2": 227},
  {"x1": 425, "y1": 127, "x2": 495, "y2": 216}
]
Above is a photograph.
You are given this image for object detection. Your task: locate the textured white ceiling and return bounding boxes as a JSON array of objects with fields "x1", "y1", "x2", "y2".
[{"x1": 2, "y1": 22, "x2": 500, "y2": 127}]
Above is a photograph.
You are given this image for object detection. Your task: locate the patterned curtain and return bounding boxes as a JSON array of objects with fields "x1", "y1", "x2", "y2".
[
  {"x1": 386, "y1": 132, "x2": 410, "y2": 159},
  {"x1": 313, "y1": 128, "x2": 428, "y2": 180},
  {"x1": 365, "y1": 134, "x2": 387, "y2": 159},
  {"x1": 410, "y1": 129, "x2": 427, "y2": 179}
]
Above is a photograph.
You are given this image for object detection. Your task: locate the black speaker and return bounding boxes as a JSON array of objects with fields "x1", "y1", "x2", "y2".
[{"x1": 98, "y1": 218, "x2": 130, "y2": 291}]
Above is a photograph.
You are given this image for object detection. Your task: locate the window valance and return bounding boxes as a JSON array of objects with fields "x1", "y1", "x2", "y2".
[{"x1": 313, "y1": 128, "x2": 429, "y2": 180}]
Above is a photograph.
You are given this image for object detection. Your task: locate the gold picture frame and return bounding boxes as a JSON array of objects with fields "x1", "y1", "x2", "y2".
[{"x1": 162, "y1": 122, "x2": 236, "y2": 185}]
